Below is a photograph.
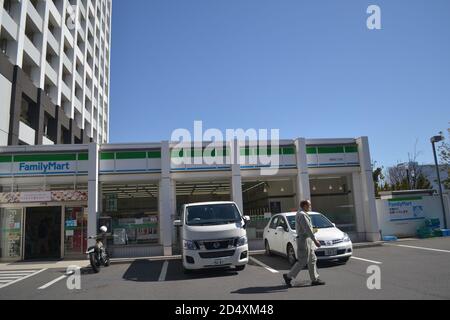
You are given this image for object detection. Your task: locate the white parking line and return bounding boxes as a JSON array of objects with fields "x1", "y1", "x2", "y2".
[
  {"x1": 387, "y1": 244, "x2": 450, "y2": 254},
  {"x1": 158, "y1": 261, "x2": 169, "y2": 282},
  {"x1": 351, "y1": 256, "x2": 382, "y2": 265},
  {"x1": 0, "y1": 269, "x2": 47, "y2": 289},
  {"x1": 249, "y1": 257, "x2": 279, "y2": 273},
  {"x1": 0, "y1": 271, "x2": 36, "y2": 274},
  {"x1": 38, "y1": 275, "x2": 68, "y2": 290}
]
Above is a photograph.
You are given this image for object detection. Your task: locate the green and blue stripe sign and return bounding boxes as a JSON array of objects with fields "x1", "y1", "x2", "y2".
[
  {"x1": 99, "y1": 150, "x2": 162, "y2": 173},
  {"x1": 0, "y1": 153, "x2": 89, "y2": 176},
  {"x1": 307, "y1": 145, "x2": 359, "y2": 168}
]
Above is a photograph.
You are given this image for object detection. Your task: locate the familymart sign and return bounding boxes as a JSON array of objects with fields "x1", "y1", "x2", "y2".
[{"x1": 0, "y1": 153, "x2": 89, "y2": 176}]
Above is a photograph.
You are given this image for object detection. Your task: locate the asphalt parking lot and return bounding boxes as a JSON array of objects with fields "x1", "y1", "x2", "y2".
[{"x1": 0, "y1": 238, "x2": 449, "y2": 300}]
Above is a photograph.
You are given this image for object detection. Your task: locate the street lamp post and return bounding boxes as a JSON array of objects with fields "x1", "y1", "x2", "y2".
[{"x1": 431, "y1": 135, "x2": 447, "y2": 229}]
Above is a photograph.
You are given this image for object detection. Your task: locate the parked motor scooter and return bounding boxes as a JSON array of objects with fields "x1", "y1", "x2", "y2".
[{"x1": 86, "y1": 226, "x2": 111, "y2": 273}]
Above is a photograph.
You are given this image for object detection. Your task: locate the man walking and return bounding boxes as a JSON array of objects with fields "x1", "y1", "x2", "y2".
[{"x1": 283, "y1": 200, "x2": 326, "y2": 287}]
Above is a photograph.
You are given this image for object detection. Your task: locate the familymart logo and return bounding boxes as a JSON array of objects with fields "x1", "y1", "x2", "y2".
[{"x1": 19, "y1": 162, "x2": 71, "y2": 173}]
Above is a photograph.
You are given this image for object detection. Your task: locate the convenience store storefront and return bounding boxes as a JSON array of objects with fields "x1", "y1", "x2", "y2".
[{"x1": 0, "y1": 137, "x2": 380, "y2": 261}]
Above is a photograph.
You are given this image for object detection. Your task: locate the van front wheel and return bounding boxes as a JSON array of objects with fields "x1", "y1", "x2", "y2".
[
  {"x1": 183, "y1": 266, "x2": 193, "y2": 275},
  {"x1": 235, "y1": 265, "x2": 246, "y2": 271}
]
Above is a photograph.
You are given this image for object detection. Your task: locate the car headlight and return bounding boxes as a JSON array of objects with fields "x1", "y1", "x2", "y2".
[
  {"x1": 236, "y1": 236, "x2": 248, "y2": 247},
  {"x1": 343, "y1": 233, "x2": 351, "y2": 242},
  {"x1": 183, "y1": 240, "x2": 197, "y2": 250}
]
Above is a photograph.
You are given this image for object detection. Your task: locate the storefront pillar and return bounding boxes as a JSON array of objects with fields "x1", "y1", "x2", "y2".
[
  {"x1": 352, "y1": 172, "x2": 367, "y2": 242},
  {"x1": 88, "y1": 143, "x2": 99, "y2": 248},
  {"x1": 160, "y1": 141, "x2": 174, "y2": 256},
  {"x1": 357, "y1": 137, "x2": 381, "y2": 242},
  {"x1": 230, "y1": 140, "x2": 243, "y2": 212},
  {"x1": 295, "y1": 138, "x2": 311, "y2": 206}
]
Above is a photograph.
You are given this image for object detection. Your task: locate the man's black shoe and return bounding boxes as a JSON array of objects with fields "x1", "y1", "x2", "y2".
[
  {"x1": 311, "y1": 279, "x2": 326, "y2": 286},
  {"x1": 283, "y1": 274, "x2": 292, "y2": 288}
]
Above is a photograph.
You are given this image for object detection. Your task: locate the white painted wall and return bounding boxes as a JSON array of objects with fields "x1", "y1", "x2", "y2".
[{"x1": 0, "y1": 74, "x2": 12, "y2": 146}]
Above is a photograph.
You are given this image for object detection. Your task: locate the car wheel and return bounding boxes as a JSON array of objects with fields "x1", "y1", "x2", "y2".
[
  {"x1": 183, "y1": 266, "x2": 193, "y2": 275},
  {"x1": 235, "y1": 265, "x2": 246, "y2": 271},
  {"x1": 338, "y1": 257, "x2": 350, "y2": 264},
  {"x1": 265, "y1": 240, "x2": 272, "y2": 256},
  {"x1": 287, "y1": 244, "x2": 297, "y2": 266}
]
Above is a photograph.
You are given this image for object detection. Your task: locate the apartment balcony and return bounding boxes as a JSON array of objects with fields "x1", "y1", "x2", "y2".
[
  {"x1": 61, "y1": 81, "x2": 72, "y2": 101},
  {"x1": 85, "y1": 64, "x2": 93, "y2": 77},
  {"x1": 47, "y1": 31, "x2": 60, "y2": 53},
  {"x1": 73, "y1": 96, "x2": 83, "y2": 113},
  {"x1": 47, "y1": 1, "x2": 61, "y2": 24},
  {"x1": 19, "y1": 121, "x2": 36, "y2": 145},
  {"x1": 1, "y1": 10, "x2": 19, "y2": 40},
  {"x1": 78, "y1": 26, "x2": 86, "y2": 42},
  {"x1": 75, "y1": 46, "x2": 84, "y2": 61},
  {"x1": 46, "y1": 62, "x2": 58, "y2": 85},
  {"x1": 85, "y1": 86, "x2": 92, "y2": 99},
  {"x1": 86, "y1": 42, "x2": 93, "y2": 56},
  {"x1": 84, "y1": 109, "x2": 91, "y2": 123},
  {"x1": 26, "y1": 2, "x2": 43, "y2": 33},
  {"x1": 63, "y1": 27, "x2": 74, "y2": 45},
  {"x1": 62, "y1": 52, "x2": 73, "y2": 71},
  {"x1": 87, "y1": 20, "x2": 94, "y2": 36},
  {"x1": 79, "y1": 1, "x2": 86, "y2": 17},
  {"x1": 23, "y1": 37, "x2": 41, "y2": 66},
  {"x1": 75, "y1": 71, "x2": 83, "y2": 87},
  {"x1": 43, "y1": 136, "x2": 55, "y2": 145}
]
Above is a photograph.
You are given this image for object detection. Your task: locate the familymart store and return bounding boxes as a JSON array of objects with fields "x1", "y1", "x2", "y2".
[
  {"x1": 0, "y1": 137, "x2": 380, "y2": 261},
  {"x1": 0, "y1": 149, "x2": 90, "y2": 261}
]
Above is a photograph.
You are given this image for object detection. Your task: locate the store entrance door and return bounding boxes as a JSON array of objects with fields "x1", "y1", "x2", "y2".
[{"x1": 25, "y1": 207, "x2": 62, "y2": 260}]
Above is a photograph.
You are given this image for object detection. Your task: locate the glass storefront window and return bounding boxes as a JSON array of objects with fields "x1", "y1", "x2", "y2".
[
  {"x1": 310, "y1": 175, "x2": 357, "y2": 232},
  {"x1": 101, "y1": 183, "x2": 159, "y2": 246},
  {"x1": 242, "y1": 179, "x2": 297, "y2": 239},
  {"x1": 64, "y1": 207, "x2": 87, "y2": 256},
  {"x1": 0, "y1": 208, "x2": 23, "y2": 260}
]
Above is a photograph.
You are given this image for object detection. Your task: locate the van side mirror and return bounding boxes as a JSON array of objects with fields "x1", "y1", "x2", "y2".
[
  {"x1": 332, "y1": 223, "x2": 336, "y2": 227},
  {"x1": 244, "y1": 216, "x2": 251, "y2": 222},
  {"x1": 173, "y1": 220, "x2": 182, "y2": 227}
]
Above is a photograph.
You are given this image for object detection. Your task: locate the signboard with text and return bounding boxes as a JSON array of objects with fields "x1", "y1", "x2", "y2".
[{"x1": 388, "y1": 197, "x2": 425, "y2": 221}]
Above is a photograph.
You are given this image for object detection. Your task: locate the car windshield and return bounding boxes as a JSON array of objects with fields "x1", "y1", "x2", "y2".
[
  {"x1": 186, "y1": 203, "x2": 242, "y2": 226},
  {"x1": 287, "y1": 214, "x2": 334, "y2": 230}
]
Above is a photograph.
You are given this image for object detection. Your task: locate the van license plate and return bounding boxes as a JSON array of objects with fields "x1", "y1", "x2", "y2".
[
  {"x1": 214, "y1": 259, "x2": 224, "y2": 266},
  {"x1": 324, "y1": 249, "x2": 337, "y2": 256}
]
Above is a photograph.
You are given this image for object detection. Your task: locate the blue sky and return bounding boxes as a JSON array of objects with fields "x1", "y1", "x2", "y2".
[{"x1": 109, "y1": 0, "x2": 450, "y2": 168}]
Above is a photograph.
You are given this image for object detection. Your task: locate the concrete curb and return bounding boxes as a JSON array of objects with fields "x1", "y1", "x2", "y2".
[{"x1": 353, "y1": 241, "x2": 385, "y2": 249}]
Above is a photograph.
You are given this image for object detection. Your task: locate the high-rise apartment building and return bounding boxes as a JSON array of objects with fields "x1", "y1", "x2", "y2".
[{"x1": 0, "y1": 0, "x2": 111, "y2": 146}]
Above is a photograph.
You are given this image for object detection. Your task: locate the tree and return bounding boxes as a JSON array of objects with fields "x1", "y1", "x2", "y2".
[
  {"x1": 438, "y1": 126, "x2": 450, "y2": 189},
  {"x1": 385, "y1": 140, "x2": 433, "y2": 191},
  {"x1": 372, "y1": 165, "x2": 385, "y2": 197}
]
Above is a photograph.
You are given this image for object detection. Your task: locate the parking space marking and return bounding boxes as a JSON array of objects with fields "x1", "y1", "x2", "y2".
[
  {"x1": 38, "y1": 275, "x2": 68, "y2": 290},
  {"x1": 387, "y1": 244, "x2": 450, "y2": 254},
  {"x1": 0, "y1": 269, "x2": 47, "y2": 289},
  {"x1": 249, "y1": 257, "x2": 279, "y2": 273},
  {"x1": 158, "y1": 261, "x2": 169, "y2": 282},
  {"x1": 350, "y1": 256, "x2": 382, "y2": 264}
]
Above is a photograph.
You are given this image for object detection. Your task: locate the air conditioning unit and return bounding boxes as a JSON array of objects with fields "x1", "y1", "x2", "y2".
[{"x1": 1, "y1": 39, "x2": 7, "y2": 54}]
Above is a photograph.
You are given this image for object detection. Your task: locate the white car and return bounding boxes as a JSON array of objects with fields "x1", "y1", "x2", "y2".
[
  {"x1": 174, "y1": 201, "x2": 250, "y2": 273},
  {"x1": 263, "y1": 212, "x2": 353, "y2": 265}
]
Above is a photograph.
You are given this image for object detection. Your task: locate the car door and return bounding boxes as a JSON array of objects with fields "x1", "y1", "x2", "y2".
[
  {"x1": 265, "y1": 216, "x2": 280, "y2": 252},
  {"x1": 276, "y1": 217, "x2": 290, "y2": 254}
]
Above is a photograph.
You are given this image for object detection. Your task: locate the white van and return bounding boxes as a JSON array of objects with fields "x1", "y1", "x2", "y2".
[{"x1": 174, "y1": 201, "x2": 250, "y2": 273}]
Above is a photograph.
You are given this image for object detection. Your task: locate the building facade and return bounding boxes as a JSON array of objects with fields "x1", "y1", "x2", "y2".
[
  {"x1": 0, "y1": 0, "x2": 112, "y2": 147},
  {"x1": 0, "y1": 137, "x2": 381, "y2": 262}
]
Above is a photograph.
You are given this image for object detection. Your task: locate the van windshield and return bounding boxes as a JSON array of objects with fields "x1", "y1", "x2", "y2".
[{"x1": 186, "y1": 203, "x2": 242, "y2": 226}]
